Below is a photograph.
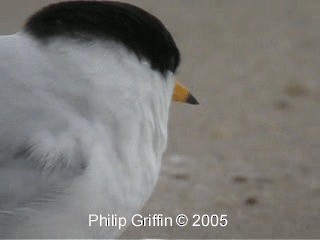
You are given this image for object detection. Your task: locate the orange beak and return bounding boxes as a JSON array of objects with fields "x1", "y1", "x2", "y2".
[{"x1": 172, "y1": 80, "x2": 199, "y2": 105}]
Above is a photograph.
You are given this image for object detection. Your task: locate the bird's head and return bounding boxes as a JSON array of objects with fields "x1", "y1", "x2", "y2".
[{"x1": 24, "y1": 1, "x2": 198, "y2": 109}]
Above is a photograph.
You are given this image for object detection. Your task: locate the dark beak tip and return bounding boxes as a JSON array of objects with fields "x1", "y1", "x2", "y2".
[{"x1": 186, "y1": 94, "x2": 199, "y2": 105}]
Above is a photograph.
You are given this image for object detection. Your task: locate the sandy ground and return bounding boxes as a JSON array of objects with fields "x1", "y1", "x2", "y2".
[{"x1": 0, "y1": 0, "x2": 319, "y2": 238}]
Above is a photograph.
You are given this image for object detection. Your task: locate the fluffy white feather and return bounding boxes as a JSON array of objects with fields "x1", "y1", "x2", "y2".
[{"x1": 0, "y1": 32, "x2": 174, "y2": 238}]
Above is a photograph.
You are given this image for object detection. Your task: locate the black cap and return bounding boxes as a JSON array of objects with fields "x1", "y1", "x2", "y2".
[{"x1": 25, "y1": 1, "x2": 181, "y2": 75}]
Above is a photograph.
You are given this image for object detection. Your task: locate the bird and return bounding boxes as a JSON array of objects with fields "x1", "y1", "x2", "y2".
[{"x1": 0, "y1": 1, "x2": 198, "y2": 238}]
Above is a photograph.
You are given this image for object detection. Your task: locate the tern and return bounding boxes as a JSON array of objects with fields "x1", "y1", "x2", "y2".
[{"x1": 0, "y1": 1, "x2": 198, "y2": 238}]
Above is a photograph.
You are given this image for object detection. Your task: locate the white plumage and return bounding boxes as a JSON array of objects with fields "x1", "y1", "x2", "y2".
[{"x1": 0, "y1": 32, "x2": 174, "y2": 238}]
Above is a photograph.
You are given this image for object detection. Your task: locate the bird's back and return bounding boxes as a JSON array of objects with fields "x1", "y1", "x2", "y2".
[
  {"x1": 0, "y1": 34, "x2": 94, "y2": 237},
  {"x1": 0, "y1": 32, "x2": 165, "y2": 238}
]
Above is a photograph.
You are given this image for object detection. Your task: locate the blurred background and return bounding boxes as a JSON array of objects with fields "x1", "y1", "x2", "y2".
[{"x1": 0, "y1": 0, "x2": 319, "y2": 238}]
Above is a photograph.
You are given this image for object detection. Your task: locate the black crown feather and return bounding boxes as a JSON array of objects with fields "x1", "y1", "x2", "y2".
[{"x1": 25, "y1": 1, "x2": 180, "y2": 75}]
